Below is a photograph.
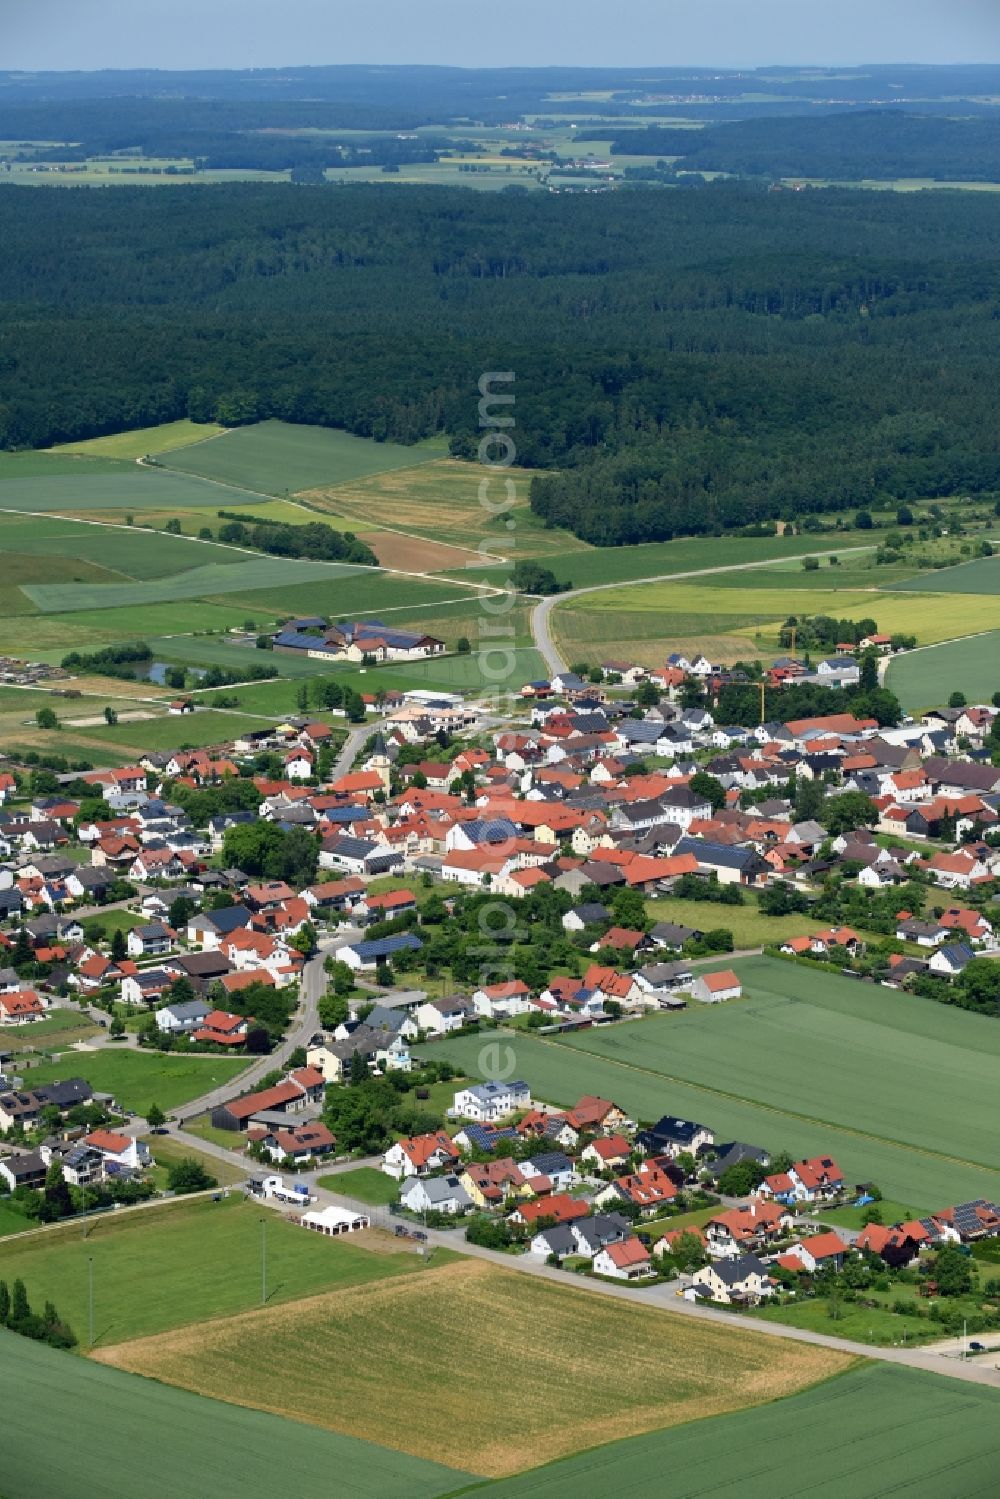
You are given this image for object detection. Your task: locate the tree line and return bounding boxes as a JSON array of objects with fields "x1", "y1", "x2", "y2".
[{"x1": 4, "y1": 183, "x2": 1000, "y2": 545}]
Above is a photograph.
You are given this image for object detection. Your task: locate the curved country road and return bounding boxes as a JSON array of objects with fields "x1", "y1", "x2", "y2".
[{"x1": 530, "y1": 544, "x2": 876, "y2": 678}]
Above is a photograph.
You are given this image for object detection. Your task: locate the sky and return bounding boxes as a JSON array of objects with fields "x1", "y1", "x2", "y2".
[{"x1": 3, "y1": 0, "x2": 1000, "y2": 72}]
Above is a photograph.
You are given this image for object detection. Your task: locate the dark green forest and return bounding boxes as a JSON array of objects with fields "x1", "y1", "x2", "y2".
[
  {"x1": 601, "y1": 112, "x2": 1000, "y2": 182},
  {"x1": 3, "y1": 181, "x2": 1000, "y2": 544}
]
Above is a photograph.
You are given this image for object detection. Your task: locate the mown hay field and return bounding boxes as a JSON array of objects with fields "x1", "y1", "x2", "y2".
[
  {"x1": 299, "y1": 456, "x2": 584, "y2": 561},
  {"x1": 161, "y1": 419, "x2": 439, "y2": 495},
  {"x1": 52, "y1": 419, "x2": 225, "y2": 460},
  {"x1": 0, "y1": 1328, "x2": 464, "y2": 1499},
  {"x1": 479, "y1": 1362, "x2": 1000, "y2": 1499},
  {"x1": 888, "y1": 632, "x2": 1000, "y2": 711},
  {"x1": 432, "y1": 956, "x2": 1000, "y2": 1210},
  {"x1": 96, "y1": 1258, "x2": 850, "y2": 1477}
]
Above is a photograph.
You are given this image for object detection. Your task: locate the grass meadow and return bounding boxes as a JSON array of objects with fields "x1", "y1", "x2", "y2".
[
  {"x1": 430, "y1": 956, "x2": 1000, "y2": 1210},
  {"x1": 478, "y1": 1363, "x2": 1000, "y2": 1499},
  {"x1": 0, "y1": 1195, "x2": 439, "y2": 1348},
  {"x1": 319, "y1": 1167, "x2": 401, "y2": 1205},
  {"x1": 98, "y1": 1258, "x2": 848, "y2": 1477},
  {"x1": 19, "y1": 1049, "x2": 249, "y2": 1115},
  {"x1": 160, "y1": 419, "x2": 438, "y2": 495},
  {"x1": 0, "y1": 1329, "x2": 465, "y2": 1499}
]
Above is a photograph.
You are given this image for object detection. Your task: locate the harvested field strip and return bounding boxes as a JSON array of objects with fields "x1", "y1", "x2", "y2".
[
  {"x1": 478, "y1": 1363, "x2": 1000, "y2": 1499},
  {"x1": 96, "y1": 1259, "x2": 850, "y2": 1478},
  {"x1": 0, "y1": 1329, "x2": 464, "y2": 1499}
]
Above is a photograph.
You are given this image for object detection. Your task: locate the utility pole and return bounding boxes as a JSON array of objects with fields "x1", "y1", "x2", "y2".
[
  {"x1": 88, "y1": 1256, "x2": 94, "y2": 1349},
  {"x1": 963, "y1": 1318, "x2": 967, "y2": 1360},
  {"x1": 260, "y1": 1217, "x2": 267, "y2": 1306}
]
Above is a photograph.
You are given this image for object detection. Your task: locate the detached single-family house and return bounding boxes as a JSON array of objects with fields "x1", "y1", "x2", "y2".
[
  {"x1": 382, "y1": 1130, "x2": 460, "y2": 1180},
  {"x1": 83, "y1": 1130, "x2": 151, "y2": 1172},
  {"x1": 593, "y1": 1236, "x2": 654, "y2": 1281},
  {"x1": 399, "y1": 1174, "x2": 473, "y2": 1216},
  {"x1": 452, "y1": 1080, "x2": 530, "y2": 1122},
  {"x1": 690, "y1": 969, "x2": 742, "y2": 1004},
  {"x1": 689, "y1": 1254, "x2": 773, "y2": 1305}
]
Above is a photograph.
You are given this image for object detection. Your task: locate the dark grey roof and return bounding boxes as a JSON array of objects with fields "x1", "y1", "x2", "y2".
[
  {"x1": 713, "y1": 1254, "x2": 769, "y2": 1285},
  {"x1": 568, "y1": 903, "x2": 610, "y2": 925}
]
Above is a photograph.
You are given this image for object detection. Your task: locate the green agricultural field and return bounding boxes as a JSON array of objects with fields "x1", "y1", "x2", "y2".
[
  {"x1": 0, "y1": 514, "x2": 248, "y2": 581},
  {"x1": 19, "y1": 1050, "x2": 248, "y2": 1115},
  {"x1": 0, "y1": 467, "x2": 266, "y2": 512},
  {"x1": 430, "y1": 955, "x2": 1000, "y2": 1209},
  {"x1": 0, "y1": 452, "x2": 122, "y2": 479},
  {"x1": 319, "y1": 1167, "x2": 401, "y2": 1205},
  {"x1": 887, "y1": 633, "x2": 1000, "y2": 712},
  {"x1": 23, "y1": 555, "x2": 373, "y2": 613},
  {"x1": 451, "y1": 533, "x2": 878, "y2": 592},
  {"x1": 478, "y1": 1363, "x2": 1000, "y2": 1499},
  {"x1": 223, "y1": 571, "x2": 482, "y2": 619},
  {"x1": 889, "y1": 556, "x2": 1000, "y2": 594},
  {"x1": 560, "y1": 579, "x2": 1000, "y2": 646},
  {"x1": 0, "y1": 1329, "x2": 465, "y2": 1499},
  {"x1": 160, "y1": 419, "x2": 437, "y2": 495},
  {"x1": 52, "y1": 420, "x2": 225, "y2": 460},
  {"x1": 0, "y1": 1194, "x2": 438, "y2": 1348}
]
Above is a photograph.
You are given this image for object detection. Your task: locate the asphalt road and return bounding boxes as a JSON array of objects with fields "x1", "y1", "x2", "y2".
[
  {"x1": 172, "y1": 948, "x2": 326, "y2": 1124},
  {"x1": 529, "y1": 544, "x2": 877, "y2": 678}
]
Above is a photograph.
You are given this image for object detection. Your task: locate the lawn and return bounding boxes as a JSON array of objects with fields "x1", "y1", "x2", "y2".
[
  {"x1": 887, "y1": 633, "x2": 1000, "y2": 712},
  {"x1": 147, "y1": 1135, "x2": 256, "y2": 1190},
  {"x1": 0, "y1": 1008, "x2": 99, "y2": 1051},
  {"x1": 644, "y1": 893, "x2": 836, "y2": 949},
  {"x1": 19, "y1": 1049, "x2": 249, "y2": 1115},
  {"x1": 0, "y1": 1328, "x2": 465, "y2": 1499},
  {"x1": 430, "y1": 955, "x2": 1000, "y2": 1210},
  {"x1": 0, "y1": 1194, "x2": 436, "y2": 1347},
  {"x1": 161, "y1": 420, "x2": 436, "y2": 496},
  {"x1": 318, "y1": 1167, "x2": 400, "y2": 1206},
  {"x1": 97, "y1": 1258, "x2": 849, "y2": 1477},
  {"x1": 0, "y1": 1201, "x2": 35, "y2": 1239},
  {"x1": 819, "y1": 1199, "x2": 924, "y2": 1231},
  {"x1": 52, "y1": 420, "x2": 226, "y2": 460},
  {"x1": 754, "y1": 1288, "x2": 956, "y2": 1348},
  {"x1": 477, "y1": 1362, "x2": 1000, "y2": 1499},
  {"x1": 79, "y1": 709, "x2": 269, "y2": 755}
]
